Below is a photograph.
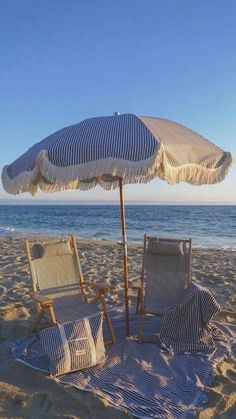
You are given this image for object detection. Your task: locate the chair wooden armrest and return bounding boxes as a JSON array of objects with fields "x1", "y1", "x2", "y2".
[
  {"x1": 82, "y1": 281, "x2": 116, "y2": 291},
  {"x1": 32, "y1": 292, "x2": 53, "y2": 306}
]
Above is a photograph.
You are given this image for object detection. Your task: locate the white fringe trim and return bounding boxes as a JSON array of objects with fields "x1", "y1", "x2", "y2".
[
  {"x1": 159, "y1": 149, "x2": 233, "y2": 186},
  {"x1": 1, "y1": 146, "x2": 233, "y2": 196}
]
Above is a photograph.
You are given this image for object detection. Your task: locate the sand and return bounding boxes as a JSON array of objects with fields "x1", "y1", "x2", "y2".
[{"x1": 0, "y1": 235, "x2": 235, "y2": 418}]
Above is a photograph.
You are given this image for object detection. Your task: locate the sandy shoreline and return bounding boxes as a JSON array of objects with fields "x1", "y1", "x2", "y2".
[{"x1": 0, "y1": 235, "x2": 235, "y2": 418}]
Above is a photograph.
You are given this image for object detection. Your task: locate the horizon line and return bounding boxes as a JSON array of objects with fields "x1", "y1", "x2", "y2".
[{"x1": 0, "y1": 200, "x2": 235, "y2": 206}]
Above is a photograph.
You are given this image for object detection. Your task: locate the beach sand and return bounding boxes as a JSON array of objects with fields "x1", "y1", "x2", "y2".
[{"x1": 0, "y1": 235, "x2": 235, "y2": 418}]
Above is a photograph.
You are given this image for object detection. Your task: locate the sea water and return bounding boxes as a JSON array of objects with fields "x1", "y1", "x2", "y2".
[{"x1": 0, "y1": 205, "x2": 235, "y2": 250}]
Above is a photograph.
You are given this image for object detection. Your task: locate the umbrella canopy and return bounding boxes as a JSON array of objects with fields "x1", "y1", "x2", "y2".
[
  {"x1": 1, "y1": 113, "x2": 233, "y2": 336},
  {"x1": 2, "y1": 113, "x2": 232, "y2": 195}
]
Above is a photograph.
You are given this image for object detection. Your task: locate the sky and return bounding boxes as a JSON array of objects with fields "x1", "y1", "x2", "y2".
[{"x1": 0, "y1": 0, "x2": 235, "y2": 204}]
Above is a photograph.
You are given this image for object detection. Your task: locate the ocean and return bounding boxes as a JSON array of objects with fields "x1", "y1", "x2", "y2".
[{"x1": 0, "y1": 205, "x2": 235, "y2": 250}]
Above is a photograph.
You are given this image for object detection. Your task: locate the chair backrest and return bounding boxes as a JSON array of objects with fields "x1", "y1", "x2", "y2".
[
  {"x1": 142, "y1": 235, "x2": 192, "y2": 309},
  {"x1": 25, "y1": 236, "x2": 86, "y2": 301}
]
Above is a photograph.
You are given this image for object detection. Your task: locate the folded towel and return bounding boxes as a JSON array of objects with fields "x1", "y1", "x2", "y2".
[{"x1": 160, "y1": 282, "x2": 221, "y2": 354}]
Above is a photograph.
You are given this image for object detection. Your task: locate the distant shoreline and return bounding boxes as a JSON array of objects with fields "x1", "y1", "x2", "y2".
[{"x1": 0, "y1": 233, "x2": 235, "y2": 252}]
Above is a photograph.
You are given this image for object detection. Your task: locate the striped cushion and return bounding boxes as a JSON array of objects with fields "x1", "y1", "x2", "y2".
[
  {"x1": 32, "y1": 241, "x2": 73, "y2": 259},
  {"x1": 148, "y1": 240, "x2": 184, "y2": 255},
  {"x1": 42, "y1": 241, "x2": 73, "y2": 257}
]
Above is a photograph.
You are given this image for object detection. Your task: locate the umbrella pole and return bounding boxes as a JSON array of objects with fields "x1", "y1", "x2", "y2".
[{"x1": 119, "y1": 178, "x2": 130, "y2": 336}]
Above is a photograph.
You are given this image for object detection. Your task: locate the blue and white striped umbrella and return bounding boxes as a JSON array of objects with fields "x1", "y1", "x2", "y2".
[
  {"x1": 1, "y1": 113, "x2": 232, "y2": 195},
  {"x1": 1, "y1": 113, "x2": 232, "y2": 336}
]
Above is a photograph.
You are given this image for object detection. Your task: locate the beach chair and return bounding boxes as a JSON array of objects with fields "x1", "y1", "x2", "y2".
[
  {"x1": 134, "y1": 235, "x2": 192, "y2": 343},
  {"x1": 25, "y1": 235, "x2": 116, "y2": 345}
]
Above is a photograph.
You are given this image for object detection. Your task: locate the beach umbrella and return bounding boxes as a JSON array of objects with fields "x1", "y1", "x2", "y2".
[{"x1": 1, "y1": 113, "x2": 233, "y2": 335}]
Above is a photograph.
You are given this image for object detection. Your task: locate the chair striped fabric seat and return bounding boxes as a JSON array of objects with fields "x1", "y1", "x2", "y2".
[
  {"x1": 137, "y1": 235, "x2": 192, "y2": 342},
  {"x1": 144, "y1": 300, "x2": 176, "y2": 314},
  {"x1": 52, "y1": 295, "x2": 101, "y2": 324},
  {"x1": 25, "y1": 236, "x2": 116, "y2": 345}
]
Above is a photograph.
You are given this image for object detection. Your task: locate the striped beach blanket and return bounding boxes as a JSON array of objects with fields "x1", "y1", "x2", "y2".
[
  {"x1": 9, "y1": 302, "x2": 235, "y2": 418},
  {"x1": 160, "y1": 282, "x2": 222, "y2": 354}
]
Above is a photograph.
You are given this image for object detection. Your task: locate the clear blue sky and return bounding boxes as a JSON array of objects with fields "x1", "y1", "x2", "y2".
[{"x1": 1, "y1": 0, "x2": 235, "y2": 204}]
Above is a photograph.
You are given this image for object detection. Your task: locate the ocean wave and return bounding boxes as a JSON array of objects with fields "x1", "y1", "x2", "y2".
[
  {"x1": 190, "y1": 244, "x2": 236, "y2": 251},
  {"x1": 0, "y1": 226, "x2": 16, "y2": 235}
]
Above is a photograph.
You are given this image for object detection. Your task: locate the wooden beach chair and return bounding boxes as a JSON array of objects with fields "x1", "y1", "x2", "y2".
[
  {"x1": 134, "y1": 235, "x2": 192, "y2": 343},
  {"x1": 25, "y1": 235, "x2": 116, "y2": 345}
]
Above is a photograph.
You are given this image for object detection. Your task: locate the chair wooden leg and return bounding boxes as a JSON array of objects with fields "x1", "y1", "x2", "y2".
[
  {"x1": 30, "y1": 303, "x2": 57, "y2": 333},
  {"x1": 136, "y1": 289, "x2": 141, "y2": 314},
  {"x1": 30, "y1": 307, "x2": 46, "y2": 333},
  {"x1": 138, "y1": 312, "x2": 144, "y2": 343},
  {"x1": 48, "y1": 304, "x2": 57, "y2": 325},
  {"x1": 99, "y1": 293, "x2": 116, "y2": 344}
]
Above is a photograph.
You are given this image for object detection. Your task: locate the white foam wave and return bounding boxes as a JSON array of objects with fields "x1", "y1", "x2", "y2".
[{"x1": 0, "y1": 226, "x2": 16, "y2": 236}]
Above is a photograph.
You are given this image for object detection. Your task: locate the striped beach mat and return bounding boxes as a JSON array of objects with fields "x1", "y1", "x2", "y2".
[{"x1": 9, "y1": 304, "x2": 236, "y2": 419}]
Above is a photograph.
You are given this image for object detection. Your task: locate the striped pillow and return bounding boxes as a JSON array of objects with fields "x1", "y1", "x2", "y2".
[
  {"x1": 149, "y1": 241, "x2": 183, "y2": 256},
  {"x1": 32, "y1": 240, "x2": 73, "y2": 259},
  {"x1": 42, "y1": 241, "x2": 73, "y2": 258}
]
